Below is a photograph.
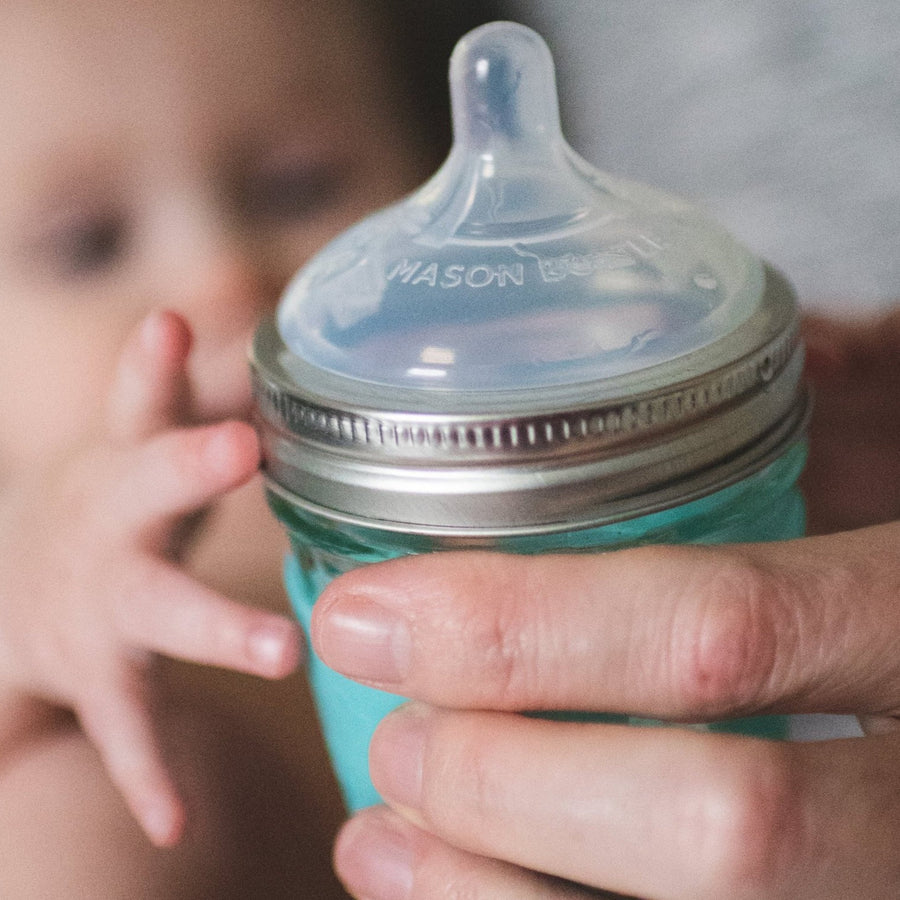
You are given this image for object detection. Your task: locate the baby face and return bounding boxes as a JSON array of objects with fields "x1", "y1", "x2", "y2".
[{"x1": 0, "y1": 0, "x2": 421, "y2": 475}]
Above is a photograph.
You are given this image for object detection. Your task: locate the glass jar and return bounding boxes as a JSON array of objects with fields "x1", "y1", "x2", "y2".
[{"x1": 250, "y1": 21, "x2": 809, "y2": 812}]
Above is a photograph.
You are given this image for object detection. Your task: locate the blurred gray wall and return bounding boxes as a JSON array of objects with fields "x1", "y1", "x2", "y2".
[{"x1": 509, "y1": 1, "x2": 900, "y2": 312}]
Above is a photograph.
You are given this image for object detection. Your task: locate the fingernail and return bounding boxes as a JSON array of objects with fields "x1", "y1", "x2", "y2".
[
  {"x1": 249, "y1": 620, "x2": 300, "y2": 674},
  {"x1": 316, "y1": 595, "x2": 411, "y2": 684},
  {"x1": 141, "y1": 797, "x2": 182, "y2": 848},
  {"x1": 139, "y1": 311, "x2": 165, "y2": 353},
  {"x1": 202, "y1": 425, "x2": 242, "y2": 476},
  {"x1": 335, "y1": 811, "x2": 416, "y2": 900},
  {"x1": 370, "y1": 705, "x2": 427, "y2": 811}
]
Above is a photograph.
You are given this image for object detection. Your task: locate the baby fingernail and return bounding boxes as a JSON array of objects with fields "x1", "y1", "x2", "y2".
[
  {"x1": 335, "y1": 811, "x2": 415, "y2": 900},
  {"x1": 139, "y1": 311, "x2": 165, "y2": 352},
  {"x1": 203, "y1": 423, "x2": 256, "y2": 477},
  {"x1": 315, "y1": 595, "x2": 411, "y2": 684},
  {"x1": 141, "y1": 797, "x2": 182, "y2": 847},
  {"x1": 250, "y1": 621, "x2": 300, "y2": 674}
]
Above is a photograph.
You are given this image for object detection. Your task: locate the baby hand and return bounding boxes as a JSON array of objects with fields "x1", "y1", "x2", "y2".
[{"x1": 0, "y1": 311, "x2": 300, "y2": 847}]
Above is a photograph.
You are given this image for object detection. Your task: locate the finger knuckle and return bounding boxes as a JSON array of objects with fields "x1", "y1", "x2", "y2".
[
  {"x1": 689, "y1": 746, "x2": 808, "y2": 897},
  {"x1": 673, "y1": 553, "x2": 793, "y2": 717},
  {"x1": 462, "y1": 596, "x2": 543, "y2": 708}
]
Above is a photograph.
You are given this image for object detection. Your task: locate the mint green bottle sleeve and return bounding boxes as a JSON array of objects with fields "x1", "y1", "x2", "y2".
[{"x1": 250, "y1": 22, "x2": 810, "y2": 813}]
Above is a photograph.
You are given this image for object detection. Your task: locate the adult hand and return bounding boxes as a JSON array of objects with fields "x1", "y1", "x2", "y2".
[
  {"x1": 0, "y1": 310, "x2": 300, "y2": 846},
  {"x1": 316, "y1": 529, "x2": 900, "y2": 899},
  {"x1": 312, "y1": 307, "x2": 900, "y2": 899}
]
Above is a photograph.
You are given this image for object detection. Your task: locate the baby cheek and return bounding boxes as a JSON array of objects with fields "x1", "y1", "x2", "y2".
[{"x1": 0, "y1": 328, "x2": 120, "y2": 474}]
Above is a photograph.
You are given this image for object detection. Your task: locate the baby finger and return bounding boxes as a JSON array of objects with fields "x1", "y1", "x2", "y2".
[
  {"x1": 76, "y1": 669, "x2": 184, "y2": 847},
  {"x1": 112, "y1": 420, "x2": 260, "y2": 533},
  {"x1": 113, "y1": 563, "x2": 302, "y2": 679}
]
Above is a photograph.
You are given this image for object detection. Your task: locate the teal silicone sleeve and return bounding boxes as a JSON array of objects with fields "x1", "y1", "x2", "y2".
[{"x1": 281, "y1": 442, "x2": 807, "y2": 812}]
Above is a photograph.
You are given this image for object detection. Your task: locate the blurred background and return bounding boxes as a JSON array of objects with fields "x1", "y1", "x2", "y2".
[{"x1": 509, "y1": 0, "x2": 900, "y2": 313}]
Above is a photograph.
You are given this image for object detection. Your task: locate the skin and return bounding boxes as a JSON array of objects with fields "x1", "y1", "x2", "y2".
[
  {"x1": 0, "y1": 0, "x2": 422, "y2": 894},
  {"x1": 312, "y1": 310, "x2": 900, "y2": 900}
]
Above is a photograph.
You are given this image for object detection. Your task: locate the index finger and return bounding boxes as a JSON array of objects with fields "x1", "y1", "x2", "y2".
[
  {"x1": 311, "y1": 522, "x2": 900, "y2": 722},
  {"x1": 107, "y1": 310, "x2": 193, "y2": 441}
]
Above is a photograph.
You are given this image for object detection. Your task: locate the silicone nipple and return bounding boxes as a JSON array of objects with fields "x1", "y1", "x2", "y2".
[
  {"x1": 277, "y1": 22, "x2": 764, "y2": 393},
  {"x1": 254, "y1": 20, "x2": 805, "y2": 535},
  {"x1": 452, "y1": 20, "x2": 560, "y2": 151},
  {"x1": 419, "y1": 19, "x2": 595, "y2": 238}
]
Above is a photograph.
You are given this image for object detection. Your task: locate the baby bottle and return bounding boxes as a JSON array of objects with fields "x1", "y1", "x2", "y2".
[{"x1": 250, "y1": 22, "x2": 809, "y2": 812}]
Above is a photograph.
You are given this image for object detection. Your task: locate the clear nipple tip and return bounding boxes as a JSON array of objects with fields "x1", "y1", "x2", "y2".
[{"x1": 449, "y1": 21, "x2": 562, "y2": 152}]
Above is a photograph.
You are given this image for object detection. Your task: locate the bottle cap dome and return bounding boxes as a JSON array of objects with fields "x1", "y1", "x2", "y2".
[
  {"x1": 251, "y1": 22, "x2": 808, "y2": 535},
  {"x1": 277, "y1": 22, "x2": 764, "y2": 393}
]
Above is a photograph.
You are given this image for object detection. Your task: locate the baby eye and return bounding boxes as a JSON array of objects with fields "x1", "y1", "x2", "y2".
[
  {"x1": 44, "y1": 212, "x2": 130, "y2": 278},
  {"x1": 240, "y1": 163, "x2": 344, "y2": 223}
]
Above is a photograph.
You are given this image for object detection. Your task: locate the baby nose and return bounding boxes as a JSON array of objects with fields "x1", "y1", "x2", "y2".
[{"x1": 178, "y1": 238, "x2": 278, "y2": 341}]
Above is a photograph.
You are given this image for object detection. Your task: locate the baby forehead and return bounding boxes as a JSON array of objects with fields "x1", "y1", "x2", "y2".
[
  {"x1": 0, "y1": 0, "x2": 391, "y2": 168},
  {"x1": 0, "y1": 0, "x2": 383, "y2": 111}
]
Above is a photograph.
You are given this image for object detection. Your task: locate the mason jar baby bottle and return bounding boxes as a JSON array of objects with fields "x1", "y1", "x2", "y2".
[{"x1": 250, "y1": 21, "x2": 809, "y2": 812}]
